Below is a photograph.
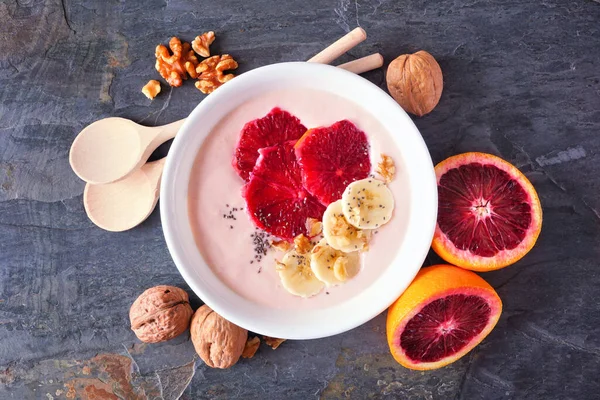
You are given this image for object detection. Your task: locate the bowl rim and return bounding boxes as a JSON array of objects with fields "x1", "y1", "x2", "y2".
[{"x1": 160, "y1": 61, "x2": 437, "y2": 339}]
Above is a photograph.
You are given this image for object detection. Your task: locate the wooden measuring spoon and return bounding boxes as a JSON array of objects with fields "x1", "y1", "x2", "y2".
[
  {"x1": 70, "y1": 118, "x2": 184, "y2": 185},
  {"x1": 83, "y1": 158, "x2": 165, "y2": 232}
]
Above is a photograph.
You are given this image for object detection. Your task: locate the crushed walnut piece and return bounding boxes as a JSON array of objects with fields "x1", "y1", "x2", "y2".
[
  {"x1": 271, "y1": 240, "x2": 292, "y2": 252},
  {"x1": 155, "y1": 37, "x2": 199, "y2": 87},
  {"x1": 141, "y1": 80, "x2": 161, "y2": 100},
  {"x1": 242, "y1": 336, "x2": 260, "y2": 359},
  {"x1": 356, "y1": 229, "x2": 370, "y2": 251},
  {"x1": 195, "y1": 54, "x2": 238, "y2": 94},
  {"x1": 192, "y1": 31, "x2": 216, "y2": 58},
  {"x1": 263, "y1": 336, "x2": 286, "y2": 350},
  {"x1": 376, "y1": 154, "x2": 396, "y2": 183},
  {"x1": 306, "y1": 218, "x2": 323, "y2": 237},
  {"x1": 275, "y1": 260, "x2": 286, "y2": 271},
  {"x1": 294, "y1": 234, "x2": 313, "y2": 254}
]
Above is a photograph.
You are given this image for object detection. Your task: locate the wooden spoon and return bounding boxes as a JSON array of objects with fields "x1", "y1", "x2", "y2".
[
  {"x1": 70, "y1": 118, "x2": 184, "y2": 185},
  {"x1": 83, "y1": 158, "x2": 165, "y2": 232}
]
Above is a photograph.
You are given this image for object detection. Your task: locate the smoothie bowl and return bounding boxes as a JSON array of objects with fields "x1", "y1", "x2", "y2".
[{"x1": 161, "y1": 62, "x2": 437, "y2": 339}]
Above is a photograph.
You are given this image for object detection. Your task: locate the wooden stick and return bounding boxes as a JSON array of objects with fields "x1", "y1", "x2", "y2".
[
  {"x1": 307, "y1": 27, "x2": 367, "y2": 64},
  {"x1": 337, "y1": 53, "x2": 384, "y2": 74}
]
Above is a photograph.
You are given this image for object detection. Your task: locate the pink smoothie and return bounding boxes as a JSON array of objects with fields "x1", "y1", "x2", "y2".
[{"x1": 188, "y1": 88, "x2": 410, "y2": 310}]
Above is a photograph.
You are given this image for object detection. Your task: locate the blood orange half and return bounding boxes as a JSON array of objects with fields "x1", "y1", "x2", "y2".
[
  {"x1": 295, "y1": 120, "x2": 371, "y2": 205},
  {"x1": 387, "y1": 264, "x2": 502, "y2": 370},
  {"x1": 242, "y1": 141, "x2": 325, "y2": 241},
  {"x1": 432, "y1": 152, "x2": 542, "y2": 271},
  {"x1": 232, "y1": 107, "x2": 307, "y2": 181}
]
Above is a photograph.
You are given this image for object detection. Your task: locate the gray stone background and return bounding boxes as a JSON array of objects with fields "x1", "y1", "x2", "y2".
[{"x1": 1, "y1": 0, "x2": 599, "y2": 399}]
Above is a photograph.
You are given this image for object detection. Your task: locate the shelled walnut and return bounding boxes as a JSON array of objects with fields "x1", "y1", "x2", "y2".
[
  {"x1": 376, "y1": 154, "x2": 395, "y2": 183},
  {"x1": 195, "y1": 54, "x2": 238, "y2": 94},
  {"x1": 192, "y1": 31, "x2": 216, "y2": 58},
  {"x1": 141, "y1": 80, "x2": 161, "y2": 100},
  {"x1": 263, "y1": 336, "x2": 286, "y2": 350},
  {"x1": 242, "y1": 336, "x2": 260, "y2": 359},
  {"x1": 155, "y1": 37, "x2": 199, "y2": 87}
]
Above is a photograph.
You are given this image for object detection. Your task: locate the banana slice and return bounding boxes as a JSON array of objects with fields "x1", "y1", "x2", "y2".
[
  {"x1": 276, "y1": 250, "x2": 324, "y2": 298},
  {"x1": 310, "y1": 239, "x2": 361, "y2": 286},
  {"x1": 341, "y1": 178, "x2": 394, "y2": 229},
  {"x1": 322, "y1": 200, "x2": 370, "y2": 253}
]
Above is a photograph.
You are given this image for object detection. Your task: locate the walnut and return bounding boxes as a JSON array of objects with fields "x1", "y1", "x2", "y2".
[
  {"x1": 306, "y1": 217, "x2": 323, "y2": 237},
  {"x1": 242, "y1": 336, "x2": 260, "y2": 359},
  {"x1": 356, "y1": 229, "x2": 370, "y2": 251},
  {"x1": 376, "y1": 154, "x2": 395, "y2": 183},
  {"x1": 142, "y1": 80, "x2": 161, "y2": 100},
  {"x1": 275, "y1": 260, "x2": 287, "y2": 271},
  {"x1": 155, "y1": 37, "x2": 199, "y2": 87},
  {"x1": 270, "y1": 239, "x2": 292, "y2": 252},
  {"x1": 263, "y1": 336, "x2": 286, "y2": 350},
  {"x1": 184, "y1": 61, "x2": 197, "y2": 79},
  {"x1": 192, "y1": 31, "x2": 216, "y2": 58},
  {"x1": 182, "y1": 42, "x2": 199, "y2": 65},
  {"x1": 190, "y1": 304, "x2": 248, "y2": 368},
  {"x1": 195, "y1": 54, "x2": 238, "y2": 94},
  {"x1": 386, "y1": 50, "x2": 443, "y2": 117},
  {"x1": 129, "y1": 285, "x2": 193, "y2": 343},
  {"x1": 294, "y1": 234, "x2": 313, "y2": 254}
]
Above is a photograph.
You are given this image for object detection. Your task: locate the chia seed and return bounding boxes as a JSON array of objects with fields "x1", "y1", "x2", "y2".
[{"x1": 250, "y1": 229, "x2": 271, "y2": 265}]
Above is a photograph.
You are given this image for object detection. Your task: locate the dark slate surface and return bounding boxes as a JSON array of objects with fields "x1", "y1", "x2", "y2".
[{"x1": 1, "y1": 0, "x2": 599, "y2": 399}]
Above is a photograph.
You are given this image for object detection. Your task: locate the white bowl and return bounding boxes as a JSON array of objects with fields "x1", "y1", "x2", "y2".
[{"x1": 161, "y1": 62, "x2": 437, "y2": 340}]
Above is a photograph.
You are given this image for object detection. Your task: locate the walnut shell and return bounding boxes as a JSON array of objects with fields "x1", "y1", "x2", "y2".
[
  {"x1": 386, "y1": 50, "x2": 443, "y2": 117},
  {"x1": 190, "y1": 305, "x2": 248, "y2": 369},
  {"x1": 129, "y1": 285, "x2": 193, "y2": 343}
]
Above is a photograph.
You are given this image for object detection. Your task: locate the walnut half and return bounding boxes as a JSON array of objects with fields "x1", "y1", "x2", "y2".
[
  {"x1": 190, "y1": 305, "x2": 248, "y2": 368},
  {"x1": 195, "y1": 54, "x2": 238, "y2": 94},
  {"x1": 155, "y1": 37, "x2": 199, "y2": 87}
]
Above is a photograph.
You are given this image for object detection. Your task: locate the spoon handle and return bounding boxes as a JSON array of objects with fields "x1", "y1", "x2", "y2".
[
  {"x1": 151, "y1": 119, "x2": 186, "y2": 145},
  {"x1": 337, "y1": 53, "x2": 384, "y2": 75},
  {"x1": 307, "y1": 27, "x2": 367, "y2": 64},
  {"x1": 142, "y1": 158, "x2": 167, "y2": 188}
]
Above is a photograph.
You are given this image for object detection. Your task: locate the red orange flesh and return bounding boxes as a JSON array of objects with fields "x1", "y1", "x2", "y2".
[
  {"x1": 432, "y1": 152, "x2": 542, "y2": 271},
  {"x1": 386, "y1": 265, "x2": 502, "y2": 370}
]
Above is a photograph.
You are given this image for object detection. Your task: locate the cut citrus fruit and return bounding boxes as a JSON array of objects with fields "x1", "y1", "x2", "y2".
[
  {"x1": 432, "y1": 152, "x2": 542, "y2": 271},
  {"x1": 295, "y1": 120, "x2": 371, "y2": 205},
  {"x1": 232, "y1": 107, "x2": 307, "y2": 181},
  {"x1": 387, "y1": 264, "x2": 502, "y2": 370},
  {"x1": 242, "y1": 141, "x2": 325, "y2": 241}
]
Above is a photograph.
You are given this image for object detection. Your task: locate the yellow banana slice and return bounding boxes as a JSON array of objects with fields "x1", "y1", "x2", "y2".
[
  {"x1": 276, "y1": 250, "x2": 324, "y2": 298},
  {"x1": 341, "y1": 178, "x2": 394, "y2": 229},
  {"x1": 322, "y1": 200, "x2": 370, "y2": 253},
  {"x1": 310, "y1": 238, "x2": 361, "y2": 286}
]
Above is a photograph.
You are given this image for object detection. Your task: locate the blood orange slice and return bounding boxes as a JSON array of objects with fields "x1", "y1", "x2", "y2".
[
  {"x1": 233, "y1": 107, "x2": 307, "y2": 181},
  {"x1": 242, "y1": 141, "x2": 325, "y2": 241},
  {"x1": 432, "y1": 152, "x2": 542, "y2": 271},
  {"x1": 295, "y1": 120, "x2": 371, "y2": 205},
  {"x1": 387, "y1": 265, "x2": 502, "y2": 370}
]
